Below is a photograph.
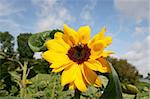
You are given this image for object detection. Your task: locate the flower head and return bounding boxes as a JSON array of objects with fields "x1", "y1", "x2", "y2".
[{"x1": 42, "y1": 24, "x2": 113, "y2": 92}]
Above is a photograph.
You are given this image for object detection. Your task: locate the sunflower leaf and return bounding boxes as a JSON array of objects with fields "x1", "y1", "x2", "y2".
[
  {"x1": 28, "y1": 29, "x2": 63, "y2": 52},
  {"x1": 100, "y1": 63, "x2": 123, "y2": 99}
]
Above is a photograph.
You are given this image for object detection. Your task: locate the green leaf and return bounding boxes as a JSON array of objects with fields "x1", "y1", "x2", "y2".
[
  {"x1": 9, "y1": 71, "x2": 21, "y2": 81},
  {"x1": 122, "y1": 84, "x2": 139, "y2": 95},
  {"x1": 28, "y1": 31, "x2": 50, "y2": 52},
  {"x1": 26, "y1": 73, "x2": 73, "y2": 98},
  {"x1": 0, "y1": 55, "x2": 5, "y2": 59},
  {"x1": 0, "y1": 51, "x2": 6, "y2": 59},
  {"x1": 28, "y1": 29, "x2": 63, "y2": 52},
  {"x1": 100, "y1": 63, "x2": 123, "y2": 99}
]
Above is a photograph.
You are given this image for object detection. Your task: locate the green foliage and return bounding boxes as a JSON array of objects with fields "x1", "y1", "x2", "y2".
[
  {"x1": 0, "y1": 32, "x2": 14, "y2": 53},
  {"x1": 17, "y1": 33, "x2": 34, "y2": 59},
  {"x1": 0, "y1": 51, "x2": 19, "y2": 96},
  {"x1": 0, "y1": 96, "x2": 20, "y2": 99},
  {"x1": 145, "y1": 73, "x2": 150, "y2": 80},
  {"x1": 100, "y1": 63, "x2": 123, "y2": 99},
  {"x1": 0, "y1": 52, "x2": 7, "y2": 59},
  {"x1": 0, "y1": 31, "x2": 51, "y2": 97},
  {"x1": 0, "y1": 32, "x2": 18, "y2": 97},
  {"x1": 26, "y1": 73, "x2": 71, "y2": 98},
  {"x1": 122, "y1": 84, "x2": 139, "y2": 95},
  {"x1": 136, "y1": 81, "x2": 150, "y2": 99},
  {"x1": 122, "y1": 81, "x2": 150, "y2": 99},
  {"x1": 29, "y1": 59, "x2": 49, "y2": 74},
  {"x1": 0, "y1": 81, "x2": 9, "y2": 96},
  {"x1": 28, "y1": 31, "x2": 51, "y2": 52},
  {"x1": 28, "y1": 29, "x2": 63, "y2": 52},
  {"x1": 108, "y1": 57, "x2": 139, "y2": 85}
]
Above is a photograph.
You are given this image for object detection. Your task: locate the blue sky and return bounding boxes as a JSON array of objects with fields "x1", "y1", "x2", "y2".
[{"x1": 0, "y1": 0, "x2": 149, "y2": 76}]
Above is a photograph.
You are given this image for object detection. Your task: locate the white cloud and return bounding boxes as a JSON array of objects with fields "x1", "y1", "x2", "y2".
[
  {"x1": 133, "y1": 26, "x2": 150, "y2": 35},
  {"x1": 80, "y1": 0, "x2": 97, "y2": 21},
  {"x1": 114, "y1": 0, "x2": 150, "y2": 76},
  {"x1": 0, "y1": 0, "x2": 28, "y2": 36},
  {"x1": 0, "y1": 0, "x2": 24, "y2": 16},
  {"x1": 31, "y1": 0, "x2": 74, "y2": 32},
  {"x1": 114, "y1": 0, "x2": 149, "y2": 22},
  {"x1": 123, "y1": 36, "x2": 150, "y2": 76}
]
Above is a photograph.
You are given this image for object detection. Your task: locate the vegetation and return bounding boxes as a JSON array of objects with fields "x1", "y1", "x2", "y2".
[
  {"x1": 0, "y1": 31, "x2": 149, "y2": 98},
  {"x1": 17, "y1": 33, "x2": 34, "y2": 60},
  {"x1": 108, "y1": 57, "x2": 139, "y2": 85}
]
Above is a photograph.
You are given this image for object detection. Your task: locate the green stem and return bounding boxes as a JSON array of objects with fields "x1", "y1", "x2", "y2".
[
  {"x1": 7, "y1": 57, "x2": 29, "y2": 98},
  {"x1": 74, "y1": 89, "x2": 81, "y2": 99},
  {"x1": 51, "y1": 80, "x2": 56, "y2": 98},
  {"x1": 20, "y1": 61, "x2": 28, "y2": 98}
]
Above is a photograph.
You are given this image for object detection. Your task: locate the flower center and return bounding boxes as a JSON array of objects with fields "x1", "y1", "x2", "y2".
[{"x1": 67, "y1": 44, "x2": 91, "y2": 64}]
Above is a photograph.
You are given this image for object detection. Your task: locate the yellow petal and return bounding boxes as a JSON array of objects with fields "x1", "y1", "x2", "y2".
[
  {"x1": 52, "y1": 62, "x2": 72, "y2": 73},
  {"x1": 45, "y1": 39, "x2": 69, "y2": 53},
  {"x1": 102, "y1": 36, "x2": 112, "y2": 47},
  {"x1": 74, "y1": 65, "x2": 87, "y2": 92},
  {"x1": 98, "y1": 26, "x2": 106, "y2": 38},
  {"x1": 54, "y1": 32, "x2": 70, "y2": 50},
  {"x1": 42, "y1": 51, "x2": 70, "y2": 68},
  {"x1": 50, "y1": 61, "x2": 69, "y2": 69},
  {"x1": 84, "y1": 59, "x2": 103, "y2": 71},
  {"x1": 85, "y1": 59, "x2": 110, "y2": 73},
  {"x1": 97, "y1": 58, "x2": 111, "y2": 73},
  {"x1": 89, "y1": 27, "x2": 106, "y2": 46},
  {"x1": 50, "y1": 63, "x2": 60, "y2": 68},
  {"x1": 100, "y1": 51, "x2": 114, "y2": 58},
  {"x1": 81, "y1": 65, "x2": 97, "y2": 85},
  {"x1": 89, "y1": 40, "x2": 105, "y2": 59},
  {"x1": 94, "y1": 77, "x2": 102, "y2": 87},
  {"x1": 78, "y1": 26, "x2": 90, "y2": 44},
  {"x1": 63, "y1": 24, "x2": 79, "y2": 46},
  {"x1": 61, "y1": 64, "x2": 77, "y2": 86},
  {"x1": 69, "y1": 82, "x2": 76, "y2": 90},
  {"x1": 90, "y1": 40, "x2": 105, "y2": 51}
]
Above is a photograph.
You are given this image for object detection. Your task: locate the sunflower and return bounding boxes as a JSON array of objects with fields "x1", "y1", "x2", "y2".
[{"x1": 42, "y1": 24, "x2": 113, "y2": 92}]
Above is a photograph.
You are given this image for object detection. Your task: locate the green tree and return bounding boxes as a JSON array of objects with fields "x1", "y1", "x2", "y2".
[
  {"x1": 0, "y1": 32, "x2": 15, "y2": 83},
  {"x1": 0, "y1": 32, "x2": 14, "y2": 53},
  {"x1": 108, "y1": 57, "x2": 139, "y2": 85},
  {"x1": 17, "y1": 33, "x2": 34, "y2": 59},
  {"x1": 145, "y1": 73, "x2": 150, "y2": 80}
]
